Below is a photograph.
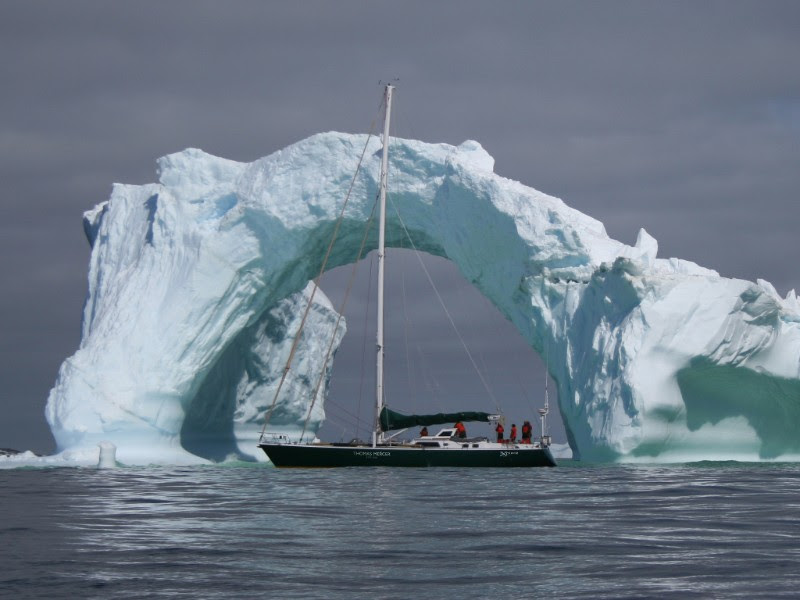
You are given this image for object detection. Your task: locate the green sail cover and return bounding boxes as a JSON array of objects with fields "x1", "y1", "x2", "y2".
[{"x1": 379, "y1": 407, "x2": 493, "y2": 432}]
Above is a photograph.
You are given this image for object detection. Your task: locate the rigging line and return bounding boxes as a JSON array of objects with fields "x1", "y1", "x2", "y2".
[
  {"x1": 310, "y1": 405, "x2": 363, "y2": 438},
  {"x1": 337, "y1": 421, "x2": 348, "y2": 443},
  {"x1": 259, "y1": 111, "x2": 381, "y2": 439},
  {"x1": 476, "y1": 349, "x2": 505, "y2": 415},
  {"x1": 388, "y1": 196, "x2": 502, "y2": 414},
  {"x1": 325, "y1": 412, "x2": 361, "y2": 440},
  {"x1": 515, "y1": 376, "x2": 539, "y2": 414},
  {"x1": 416, "y1": 343, "x2": 445, "y2": 412},
  {"x1": 355, "y1": 252, "x2": 375, "y2": 440},
  {"x1": 300, "y1": 195, "x2": 380, "y2": 441},
  {"x1": 328, "y1": 411, "x2": 372, "y2": 440},
  {"x1": 309, "y1": 401, "x2": 365, "y2": 432},
  {"x1": 321, "y1": 395, "x2": 366, "y2": 425},
  {"x1": 386, "y1": 88, "x2": 413, "y2": 407},
  {"x1": 399, "y1": 244, "x2": 416, "y2": 410},
  {"x1": 300, "y1": 196, "x2": 379, "y2": 440},
  {"x1": 316, "y1": 404, "x2": 365, "y2": 432},
  {"x1": 545, "y1": 316, "x2": 549, "y2": 401},
  {"x1": 477, "y1": 349, "x2": 492, "y2": 393}
]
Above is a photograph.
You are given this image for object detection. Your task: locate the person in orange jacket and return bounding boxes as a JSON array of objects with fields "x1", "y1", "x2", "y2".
[
  {"x1": 510, "y1": 424, "x2": 517, "y2": 443},
  {"x1": 521, "y1": 421, "x2": 533, "y2": 444},
  {"x1": 454, "y1": 421, "x2": 467, "y2": 438},
  {"x1": 495, "y1": 422, "x2": 504, "y2": 443}
]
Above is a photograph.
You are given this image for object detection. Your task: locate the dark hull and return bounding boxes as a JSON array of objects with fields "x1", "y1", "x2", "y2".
[{"x1": 260, "y1": 443, "x2": 557, "y2": 468}]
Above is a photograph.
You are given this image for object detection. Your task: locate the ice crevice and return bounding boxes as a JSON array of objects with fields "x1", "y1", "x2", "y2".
[{"x1": 43, "y1": 132, "x2": 800, "y2": 464}]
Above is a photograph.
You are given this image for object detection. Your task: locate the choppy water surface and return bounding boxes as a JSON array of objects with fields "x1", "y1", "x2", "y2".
[{"x1": 3, "y1": 462, "x2": 800, "y2": 599}]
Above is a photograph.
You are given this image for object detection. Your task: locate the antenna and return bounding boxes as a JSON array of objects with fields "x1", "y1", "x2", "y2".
[
  {"x1": 538, "y1": 316, "x2": 551, "y2": 446},
  {"x1": 538, "y1": 375, "x2": 549, "y2": 446}
]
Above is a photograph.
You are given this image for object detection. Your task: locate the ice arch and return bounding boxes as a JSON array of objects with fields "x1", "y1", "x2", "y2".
[{"x1": 45, "y1": 132, "x2": 800, "y2": 464}]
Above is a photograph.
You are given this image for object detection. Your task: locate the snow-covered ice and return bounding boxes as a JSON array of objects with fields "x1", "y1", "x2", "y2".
[{"x1": 35, "y1": 132, "x2": 800, "y2": 464}]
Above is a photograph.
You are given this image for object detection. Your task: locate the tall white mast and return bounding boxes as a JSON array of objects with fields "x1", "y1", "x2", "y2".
[{"x1": 374, "y1": 84, "x2": 393, "y2": 447}]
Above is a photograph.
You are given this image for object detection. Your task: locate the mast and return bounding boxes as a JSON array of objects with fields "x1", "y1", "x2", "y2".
[
  {"x1": 374, "y1": 84, "x2": 393, "y2": 447},
  {"x1": 539, "y1": 377, "x2": 549, "y2": 446}
]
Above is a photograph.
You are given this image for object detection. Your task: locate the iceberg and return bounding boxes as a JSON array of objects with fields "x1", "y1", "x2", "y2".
[{"x1": 42, "y1": 132, "x2": 800, "y2": 464}]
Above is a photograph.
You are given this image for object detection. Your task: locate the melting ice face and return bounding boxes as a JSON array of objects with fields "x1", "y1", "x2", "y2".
[{"x1": 43, "y1": 133, "x2": 800, "y2": 465}]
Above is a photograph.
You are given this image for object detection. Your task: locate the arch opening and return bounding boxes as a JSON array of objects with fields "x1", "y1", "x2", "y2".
[{"x1": 317, "y1": 248, "x2": 565, "y2": 445}]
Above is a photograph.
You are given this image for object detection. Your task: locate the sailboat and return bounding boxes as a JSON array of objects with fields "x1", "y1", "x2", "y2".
[{"x1": 258, "y1": 85, "x2": 556, "y2": 468}]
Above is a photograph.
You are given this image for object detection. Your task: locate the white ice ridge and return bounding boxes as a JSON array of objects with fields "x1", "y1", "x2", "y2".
[{"x1": 44, "y1": 132, "x2": 800, "y2": 464}]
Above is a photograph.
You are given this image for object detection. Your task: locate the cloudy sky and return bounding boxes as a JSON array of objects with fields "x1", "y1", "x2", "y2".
[{"x1": 1, "y1": 1, "x2": 798, "y2": 453}]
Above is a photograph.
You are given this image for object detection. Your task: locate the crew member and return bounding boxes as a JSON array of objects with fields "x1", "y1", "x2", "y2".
[
  {"x1": 454, "y1": 421, "x2": 467, "y2": 438},
  {"x1": 420, "y1": 426, "x2": 428, "y2": 437},
  {"x1": 495, "y1": 422, "x2": 505, "y2": 443},
  {"x1": 521, "y1": 420, "x2": 532, "y2": 444},
  {"x1": 510, "y1": 423, "x2": 517, "y2": 443}
]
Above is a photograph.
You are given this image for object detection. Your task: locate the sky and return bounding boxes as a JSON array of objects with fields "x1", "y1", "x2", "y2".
[{"x1": 1, "y1": 1, "x2": 798, "y2": 454}]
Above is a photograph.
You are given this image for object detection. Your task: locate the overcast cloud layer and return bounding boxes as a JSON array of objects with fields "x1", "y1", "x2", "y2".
[{"x1": 1, "y1": 1, "x2": 798, "y2": 453}]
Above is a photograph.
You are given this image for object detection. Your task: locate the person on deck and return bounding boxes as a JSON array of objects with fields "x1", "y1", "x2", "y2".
[
  {"x1": 454, "y1": 422, "x2": 467, "y2": 438},
  {"x1": 420, "y1": 426, "x2": 428, "y2": 437},
  {"x1": 510, "y1": 424, "x2": 517, "y2": 443},
  {"x1": 495, "y1": 422, "x2": 505, "y2": 443},
  {"x1": 521, "y1": 421, "x2": 532, "y2": 444}
]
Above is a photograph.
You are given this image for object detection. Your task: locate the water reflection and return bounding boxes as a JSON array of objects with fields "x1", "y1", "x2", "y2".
[{"x1": 3, "y1": 464, "x2": 800, "y2": 598}]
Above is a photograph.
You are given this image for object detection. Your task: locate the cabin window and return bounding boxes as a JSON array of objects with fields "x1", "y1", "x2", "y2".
[
  {"x1": 472, "y1": 444, "x2": 479, "y2": 448},
  {"x1": 462, "y1": 444, "x2": 469, "y2": 448}
]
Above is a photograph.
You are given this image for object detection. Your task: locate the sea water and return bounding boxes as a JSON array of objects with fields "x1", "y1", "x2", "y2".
[{"x1": 3, "y1": 462, "x2": 800, "y2": 599}]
